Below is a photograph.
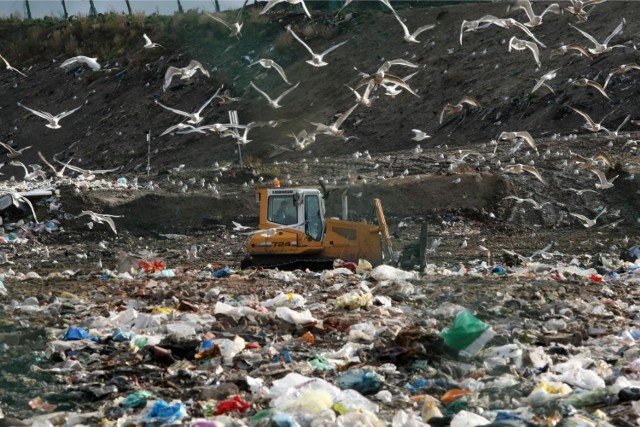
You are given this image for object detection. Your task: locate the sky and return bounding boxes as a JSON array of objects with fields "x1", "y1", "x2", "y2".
[{"x1": 0, "y1": 1, "x2": 250, "y2": 19}]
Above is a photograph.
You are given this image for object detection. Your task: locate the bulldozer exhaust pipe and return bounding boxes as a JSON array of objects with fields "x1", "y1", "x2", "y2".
[{"x1": 341, "y1": 189, "x2": 349, "y2": 221}]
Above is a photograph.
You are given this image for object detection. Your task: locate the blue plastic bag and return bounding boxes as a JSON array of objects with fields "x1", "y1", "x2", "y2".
[{"x1": 144, "y1": 400, "x2": 187, "y2": 424}]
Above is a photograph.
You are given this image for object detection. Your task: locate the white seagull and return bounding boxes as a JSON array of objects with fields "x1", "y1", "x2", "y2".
[
  {"x1": 0, "y1": 191, "x2": 40, "y2": 223},
  {"x1": 0, "y1": 141, "x2": 31, "y2": 159},
  {"x1": 570, "y1": 207, "x2": 607, "y2": 227},
  {"x1": 411, "y1": 129, "x2": 431, "y2": 141},
  {"x1": 504, "y1": 163, "x2": 546, "y2": 184},
  {"x1": 155, "y1": 88, "x2": 220, "y2": 124},
  {"x1": 9, "y1": 160, "x2": 48, "y2": 182},
  {"x1": 604, "y1": 63, "x2": 640, "y2": 89},
  {"x1": 205, "y1": 0, "x2": 248, "y2": 38},
  {"x1": 249, "y1": 81, "x2": 299, "y2": 109},
  {"x1": 59, "y1": 55, "x2": 101, "y2": 71},
  {"x1": 345, "y1": 84, "x2": 375, "y2": 107},
  {"x1": 76, "y1": 210, "x2": 122, "y2": 235},
  {"x1": 391, "y1": 10, "x2": 435, "y2": 43},
  {"x1": 17, "y1": 102, "x2": 82, "y2": 129},
  {"x1": 502, "y1": 195, "x2": 550, "y2": 210},
  {"x1": 163, "y1": 60, "x2": 210, "y2": 91},
  {"x1": 56, "y1": 161, "x2": 121, "y2": 180},
  {"x1": 508, "y1": 36, "x2": 540, "y2": 67},
  {"x1": 0, "y1": 53, "x2": 27, "y2": 77},
  {"x1": 309, "y1": 104, "x2": 359, "y2": 138},
  {"x1": 570, "y1": 19, "x2": 625, "y2": 55},
  {"x1": 143, "y1": 33, "x2": 163, "y2": 49},
  {"x1": 531, "y1": 68, "x2": 559, "y2": 94},
  {"x1": 508, "y1": 0, "x2": 561, "y2": 27},
  {"x1": 287, "y1": 25, "x2": 349, "y2": 67},
  {"x1": 569, "y1": 106, "x2": 611, "y2": 133},
  {"x1": 249, "y1": 58, "x2": 291, "y2": 85},
  {"x1": 589, "y1": 168, "x2": 618, "y2": 189},
  {"x1": 38, "y1": 151, "x2": 73, "y2": 178},
  {"x1": 499, "y1": 131, "x2": 538, "y2": 153},
  {"x1": 232, "y1": 221, "x2": 251, "y2": 231},
  {"x1": 571, "y1": 78, "x2": 610, "y2": 100},
  {"x1": 260, "y1": 0, "x2": 311, "y2": 19}
]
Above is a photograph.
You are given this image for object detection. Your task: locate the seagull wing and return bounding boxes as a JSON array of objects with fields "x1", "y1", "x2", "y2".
[
  {"x1": 17, "y1": 103, "x2": 54, "y2": 121},
  {"x1": 13, "y1": 193, "x2": 39, "y2": 223},
  {"x1": 236, "y1": 0, "x2": 249, "y2": 23},
  {"x1": 0, "y1": 54, "x2": 27, "y2": 77},
  {"x1": 570, "y1": 107, "x2": 597, "y2": 128},
  {"x1": 570, "y1": 212, "x2": 590, "y2": 225},
  {"x1": 588, "y1": 167, "x2": 608, "y2": 184},
  {"x1": 155, "y1": 100, "x2": 192, "y2": 118},
  {"x1": 274, "y1": 82, "x2": 300, "y2": 104},
  {"x1": 38, "y1": 151, "x2": 58, "y2": 174},
  {"x1": 259, "y1": 0, "x2": 284, "y2": 14},
  {"x1": 163, "y1": 66, "x2": 182, "y2": 90},
  {"x1": 570, "y1": 23, "x2": 600, "y2": 46},
  {"x1": 510, "y1": 19, "x2": 546, "y2": 47},
  {"x1": 298, "y1": 0, "x2": 312, "y2": 19},
  {"x1": 411, "y1": 24, "x2": 436, "y2": 39},
  {"x1": 517, "y1": 131, "x2": 537, "y2": 151},
  {"x1": 379, "y1": 59, "x2": 418, "y2": 72},
  {"x1": 586, "y1": 80, "x2": 610, "y2": 99},
  {"x1": 186, "y1": 60, "x2": 210, "y2": 77},
  {"x1": 268, "y1": 59, "x2": 291, "y2": 84},
  {"x1": 391, "y1": 10, "x2": 410, "y2": 37},
  {"x1": 616, "y1": 114, "x2": 631, "y2": 133},
  {"x1": 0, "y1": 141, "x2": 17, "y2": 155},
  {"x1": 205, "y1": 12, "x2": 232, "y2": 30},
  {"x1": 143, "y1": 33, "x2": 153, "y2": 45},
  {"x1": 522, "y1": 165, "x2": 546, "y2": 184},
  {"x1": 603, "y1": 19, "x2": 625, "y2": 46},
  {"x1": 249, "y1": 81, "x2": 274, "y2": 103},
  {"x1": 319, "y1": 38, "x2": 350, "y2": 58},
  {"x1": 59, "y1": 56, "x2": 80, "y2": 68},
  {"x1": 56, "y1": 105, "x2": 82, "y2": 120},
  {"x1": 381, "y1": 74, "x2": 419, "y2": 97},
  {"x1": 196, "y1": 87, "x2": 222, "y2": 114},
  {"x1": 333, "y1": 103, "x2": 359, "y2": 129},
  {"x1": 287, "y1": 26, "x2": 316, "y2": 56}
]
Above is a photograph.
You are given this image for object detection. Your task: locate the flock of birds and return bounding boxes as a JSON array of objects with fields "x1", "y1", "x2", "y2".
[{"x1": 0, "y1": 0, "x2": 638, "y2": 254}]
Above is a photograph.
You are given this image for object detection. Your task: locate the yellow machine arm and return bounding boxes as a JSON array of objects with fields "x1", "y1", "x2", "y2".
[{"x1": 374, "y1": 198, "x2": 395, "y2": 263}]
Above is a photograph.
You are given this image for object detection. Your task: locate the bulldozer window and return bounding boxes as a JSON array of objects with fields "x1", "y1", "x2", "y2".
[
  {"x1": 305, "y1": 195, "x2": 323, "y2": 241},
  {"x1": 268, "y1": 195, "x2": 297, "y2": 225}
]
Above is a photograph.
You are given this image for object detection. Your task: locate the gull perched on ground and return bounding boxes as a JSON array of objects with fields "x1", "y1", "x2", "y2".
[
  {"x1": 390, "y1": 9, "x2": 435, "y2": 43},
  {"x1": 309, "y1": 104, "x2": 358, "y2": 138},
  {"x1": 38, "y1": 151, "x2": 72, "y2": 178},
  {"x1": 9, "y1": 160, "x2": 48, "y2": 182},
  {"x1": 76, "y1": 211, "x2": 122, "y2": 235},
  {"x1": 504, "y1": 163, "x2": 546, "y2": 184},
  {"x1": 0, "y1": 191, "x2": 39, "y2": 223},
  {"x1": 143, "y1": 33, "x2": 162, "y2": 49},
  {"x1": 249, "y1": 58, "x2": 291, "y2": 84},
  {"x1": 439, "y1": 96, "x2": 481, "y2": 124},
  {"x1": 550, "y1": 43, "x2": 593, "y2": 59},
  {"x1": 571, "y1": 78, "x2": 610, "y2": 100},
  {"x1": 163, "y1": 60, "x2": 210, "y2": 91},
  {"x1": 499, "y1": 131, "x2": 538, "y2": 153},
  {"x1": 287, "y1": 25, "x2": 349, "y2": 67},
  {"x1": 59, "y1": 55, "x2": 101, "y2": 71},
  {"x1": 570, "y1": 207, "x2": 607, "y2": 227},
  {"x1": 205, "y1": 0, "x2": 248, "y2": 38},
  {"x1": 17, "y1": 102, "x2": 82, "y2": 129},
  {"x1": 507, "y1": 0, "x2": 561, "y2": 27},
  {"x1": 531, "y1": 68, "x2": 559, "y2": 94},
  {"x1": 0, "y1": 141, "x2": 31, "y2": 159},
  {"x1": 155, "y1": 88, "x2": 220, "y2": 124},
  {"x1": 570, "y1": 19, "x2": 625, "y2": 55},
  {"x1": 509, "y1": 36, "x2": 540, "y2": 67},
  {"x1": 502, "y1": 195, "x2": 550, "y2": 210},
  {"x1": 589, "y1": 168, "x2": 618, "y2": 189},
  {"x1": 260, "y1": 0, "x2": 311, "y2": 19},
  {"x1": 604, "y1": 63, "x2": 640, "y2": 89},
  {"x1": 0, "y1": 53, "x2": 27, "y2": 77},
  {"x1": 249, "y1": 81, "x2": 299, "y2": 109},
  {"x1": 569, "y1": 106, "x2": 611, "y2": 133},
  {"x1": 412, "y1": 129, "x2": 431, "y2": 141}
]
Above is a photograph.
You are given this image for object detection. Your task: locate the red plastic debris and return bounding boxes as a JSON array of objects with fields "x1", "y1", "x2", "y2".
[{"x1": 215, "y1": 395, "x2": 251, "y2": 415}]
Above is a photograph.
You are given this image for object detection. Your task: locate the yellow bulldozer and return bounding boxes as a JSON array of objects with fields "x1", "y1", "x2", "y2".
[{"x1": 240, "y1": 186, "x2": 395, "y2": 269}]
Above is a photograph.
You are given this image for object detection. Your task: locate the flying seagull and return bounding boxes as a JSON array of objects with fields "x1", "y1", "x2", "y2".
[
  {"x1": 76, "y1": 210, "x2": 122, "y2": 235},
  {"x1": 412, "y1": 129, "x2": 431, "y2": 141},
  {"x1": 249, "y1": 81, "x2": 300, "y2": 109},
  {"x1": 17, "y1": 102, "x2": 82, "y2": 129},
  {"x1": 502, "y1": 195, "x2": 550, "y2": 210},
  {"x1": 589, "y1": 168, "x2": 618, "y2": 189},
  {"x1": 38, "y1": 151, "x2": 73, "y2": 178},
  {"x1": 604, "y1": 63, "x2": 640, "y2": 89},
  {"x1": 143, "y1": 33, "x2": 163, "y2": 49},
  {"x1": 0, "y1": 53, "x2": 27, "y2": 77},
  {"x1": 504, "y1": 163, "x2": 546, "y2": 184},
  {"x1": 570, "y1": 19, "x2": 625, "y2": 55},
  {"x1": 0, "y1": 141, "x2": 31, "y2": 159},
  {"x1": 9, "y1": 160, "x2": 48, "y2": 182},
  {"x1": 249, "y1": 58, "x2": 291, "y2": 85},
  {"x1": 287, "y1": 25, "x2": 350, "y2": 67},
  {"x1": 390, "y1": 10, "x2": 435, "y2": 43},
  {"x1": 260, "y1": 0, "x2": 311, "y2": 19},
  {"x1": 155, "y1": 88, "x2": 221, "y2": 124},
  {"x1": 569, "y1": 106, "x2": 612, "y2": 133},
  {"x1": 531, "y1": 68, "x2": 559, "y2": 94},
  {"x1": 550, "y1": 42, "x2": 594, "y2": 60},
  {"x1": 439, "y1": 96, "x2": 481, "y2": 124},
  {"x1": 509, "y1": 36, "x2": 540, "y2": 67},
  {"x1": 571, "y1": 78, "x2": 610, "y2": 100},
  {"x1": 205, "y1": 0, "x2": 249, "y2": 38},
  {"x1": 309, "y1": 103, "x2": 359, "y2": 138},
  {"x1": 499, "y1": 131, "x2": 538, "y2": 153},
  {"x1": 163, "y1": 60, "x2": 210, "y2": 91},
  {"x1": 0, "y1": 191, "x2": 40, "y2": 223},
  {"x1": 508, "y1": 0, "x2": 561, "y2": 27},
  {"x1": 570, "y1": 207, "x2": 607, "y2": 227},
  {"x1": 59, "y1": 55, "x2": 101, "y2": 71},
  {"x1": 55, "y1": 161, "x2": 122, "y2": 180}
]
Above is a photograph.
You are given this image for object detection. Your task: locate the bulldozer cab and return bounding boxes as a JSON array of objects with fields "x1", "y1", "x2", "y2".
[{"x1": 261, "y1": 188, "x2": 325, "y2": 241}]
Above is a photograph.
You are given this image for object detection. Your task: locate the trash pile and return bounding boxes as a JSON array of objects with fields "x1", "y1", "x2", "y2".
[{"x1": 2, "y1": 252, "x2": 640, "y2": 426}]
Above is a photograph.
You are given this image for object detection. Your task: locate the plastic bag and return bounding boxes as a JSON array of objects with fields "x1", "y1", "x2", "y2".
[
  {"x1": 122, "y1": 390, "x2": 155, "y2": 409},
  {"x1": 335, "y1": 369, "x2": 384, "y2": 395},
  {"x1": 144, "y1": 400, "x2": 187, "y2": 424},
  {"x1": 439, "y1": 311, "x2": 495, "y2": 357},
  {"x1": 215, "y1": 395, "x2": 251, "y2": 415}
]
